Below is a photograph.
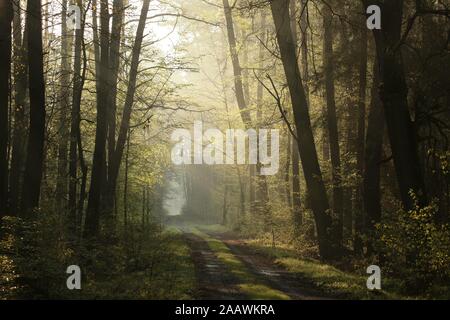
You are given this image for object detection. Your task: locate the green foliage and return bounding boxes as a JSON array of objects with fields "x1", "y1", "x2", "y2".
[
  {"x1": 79, "y1": 225, "x2": 195, "y2": 299},
  {"x1": 0, "y1": 214, "x2": 195, "y2": 300},
  {"x1": 375, "y1": 194, "x2": 450, "y2": 294},
  {"x1": 0, "y1": 215, "x2": 70, "y2": 299}
]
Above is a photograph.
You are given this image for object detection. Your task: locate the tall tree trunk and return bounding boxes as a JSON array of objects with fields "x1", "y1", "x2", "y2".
[
  {"x1": 363, "y1": 58, "x2": 384, "y2": 252},
  {"x1": 69, "y1": 0, "x2": 86, "y2": 234},
  {"x1": 223, "y1": 0, "x2": 269, "y2": 216},
  {"x1": 354, "y1": 15, "x2": 368, "y2": 254},
  {"x1": 105, "y1": 0, "x2": 125, "y2": 217},
  {"x1": 92, "y1": 0, "x2": 101, "y2": 91},
  {"x1": 291, "y1": 139, "x2": 302, "y2": 229},
  {"x1": 68, "y1": 0, "x2": 84, "y2": 230},
  {"x1": 249, "y1": 163, "x2": 255, "y2": 209},
  {"x1": 364, "y1": 0, "x2": 427, "y2": 210},
  {"x1": 290, "y1": 0, "x2": 302, "y2": 229},
  {"x1": 123, "y1": 133, "x2": 129, "y2": 229},
  {"x1": 222, "y1": 185, "x2": 228, "y2": 225},
  {"x1": 0, "y1": 0, "x2": 13, "y2": 216},
  {"x1": 77, "y1": 122, "x2": 88, "y2": 236},
  {"x1": 284, "y1": 129, "x2": 292, "y2": 206},
  {"x1": 241, "y1": 26, "x2": 255, "y2": 214},
  {"x1": 241, "y1": 29, "x2": 250, "y2": 106},
  {"x1": 21, "y1": 0, "x2": 46, "y2": 216},
  {"x1": 270, "y1": 0, "x2": 334, "y2": 260},
  {"x1": 253, "y1": 10, "x2": 266, "y2": 213},
  {"x1": 85, "y1": 0, "x2": 110, "y2": 237},
  {"x1": 9, "y1": 0, "x2": 28, "y2": 216},
  {"x1": 323, "y1": 4, "x2": 343, "y2": 246},
  {"x1": 56, "y1": 0, "x2": 71, "y2": 211},
  {"x1": 237, "y1": 167, "x2": 245, "y2": 217},
  {"x1": 222, "y1": 0, "x2": 251, "y2": 125},
  {"x1": 299, "y1": 0, "x2": 309, "y2": 100},
  {"x1": 106, "y1": 0, "x2": 151, "y2": 221}
]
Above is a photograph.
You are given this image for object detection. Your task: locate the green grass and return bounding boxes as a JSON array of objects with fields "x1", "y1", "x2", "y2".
[
  {"x1": 157, "y1": 229, "x2": 197, "y2": 299},
  {"x1": 191, "y1": 228, "x2": 290, "y2": 300},
  {"x1": 83, "y1": 228, "x2": 197, "y2": 299},
  {"x1": 244, "y1": 241, "x2": 407, "y2": 300},
  {"x1": 62, "y1": 228, "x2": 197, "y2": 300},
  {"x1": 0, "y1": 222, "x2": 196, "y2": 300}
]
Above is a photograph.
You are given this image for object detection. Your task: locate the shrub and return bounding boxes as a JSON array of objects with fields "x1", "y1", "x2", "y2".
[{"x1": 375, "y1": 193, "x2": 450, "y2": 294}]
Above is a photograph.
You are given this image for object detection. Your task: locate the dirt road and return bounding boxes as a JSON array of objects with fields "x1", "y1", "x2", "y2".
[
  {"x1": 182, "y1": 228, "x2": 333, "y2": 300},
  {"x1": 183, "y1": 232, "x2": 246, "y2": 299}
]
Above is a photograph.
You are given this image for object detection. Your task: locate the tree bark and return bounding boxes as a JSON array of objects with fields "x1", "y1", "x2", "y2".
[
  {"x1": 299, "y1": 0, "x2": 309, "y2": 100},
  {"x1": 223, "y1": 0, "x2": 270, "y2": 216},
  {"x1": 106, "y1": 0, "x2": 125, "y2": 216},
  {"x1": 222, "y1": 0, "x2": 252, "y2": 125},
  {"x1": 322, "y1": 4, "x2": 343, "y2": 246},
  {"x1": 0, "y1": 0, "x2": 13, "y2": 216},
  {"x1": 354, "y1": 14, "x2": 368, "y2": 254},
  {"x1": 253, "y1": 10, "x2": 266, "y2": 212},
  {"x1": 363, "y1": 58, "x2": 384, "y2": 250},
  {"x1": 85, "y1": 0, "x2": 111, "y2": 237},
  {"x1": 237, "y1": 168, "x2": 245, "y2": 217},
  {"x1": 9, "y1": 0, "x2": 28, "y2": 216},
  {"x1": 222, "y1": 185, "x2": 228, "y2": 225},
  {"x1": 105, "y1": 0, "x2": 151, "y2": 223},
  {"x1": 364, "y1": 0, "x2": 427, "y2": 210},
  {"x1": 123, "y1": 132, "x2": 129, "y2": 228},
  {"x1": 21, "y1": 0, "x2": 46, "y2": 216},
  {"x1": 241, "y1": 29, "x2": 250, "y2": 106},
  {"x1": 56, "y1": 0, "x2": 71, "y2": 211},
  {"x1": 284, "y1": 128, "x2": 292, "y2": 206},
  {"x1": 290, "y1": 0, "x2": 302, "y2": 228},
  {"x1": 270, "y1": 0, "x2": 334, "y2": 260},
  {"x1": 69, "y1": 0, "x2": 86, "y2": 234}
]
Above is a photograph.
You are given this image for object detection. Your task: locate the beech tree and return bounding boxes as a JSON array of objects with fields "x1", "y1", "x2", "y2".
[
  {"x1": 364, "y1": 0, "x2": 427, "y2": 210},
  {"x1": 9, "y1": 0, "x2": 27, "y2": 216},
  {"x1": 270, "y1": 0, "x2": 335, "y2": 260},
  {"x1": 322, "y1": 3, "x2": 343, "y2": 246},
  {"x1": 0, "y1": 0, "x2": 12, "y2": 216},
  {"x1": 21, "y1": 0, "x2": 46, "y2": 215}
]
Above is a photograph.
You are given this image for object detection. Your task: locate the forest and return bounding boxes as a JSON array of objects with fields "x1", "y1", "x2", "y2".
[{"x1": 0, "y1": 0, "x2": 449, "y2": 300}]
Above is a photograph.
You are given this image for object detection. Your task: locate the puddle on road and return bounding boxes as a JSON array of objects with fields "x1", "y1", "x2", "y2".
[{"x1": 259, "y1": 269, "x2": 280, "y2": 277}]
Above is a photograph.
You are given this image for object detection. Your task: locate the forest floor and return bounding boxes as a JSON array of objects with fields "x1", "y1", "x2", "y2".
[
  {"x1": 0, "y1": 222, "x2": 197, "y2": 300},
  {"x1": 173, "y1": 223, "x2": 403, "y2": 300},
  {"x1": 176, "y1": 224, "x2": 335, "y2": 300},
  {"x1": 2, "y1": 219, "x2": 439, "y2": 300}
]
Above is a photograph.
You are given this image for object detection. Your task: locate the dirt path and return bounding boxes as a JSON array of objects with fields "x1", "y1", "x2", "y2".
[
  {"x1": 213, "y1": 232, "x2": 333, "y2": 300},
  {"x1": 183, "y1": 233, "x2": 246, "y2": 300},
  {"x1": 182, "y1": 227, "x2": 334, "y2": 300}
]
